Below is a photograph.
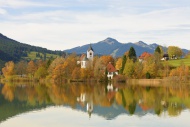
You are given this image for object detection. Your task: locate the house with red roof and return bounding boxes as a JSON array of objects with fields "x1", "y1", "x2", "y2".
[
  {"x1": 139, "y1": 52, "x2": 152, "y2": 62},
  {"x1": 107, "y1": 62, "x2": 118, "y2": 79}
]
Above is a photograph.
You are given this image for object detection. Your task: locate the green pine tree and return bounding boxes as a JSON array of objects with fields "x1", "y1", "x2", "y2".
[
  {"x1": 128, "y1": 47, "x2": 137, "y2": 62},
  {"x1": 120, "y1": 55, "x2": 127, "y2": 74},
  {"x1": 155, "y1": 46, "x2": 161, "y2": 54}
]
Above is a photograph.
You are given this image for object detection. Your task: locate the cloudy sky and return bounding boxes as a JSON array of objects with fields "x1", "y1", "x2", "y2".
[{"x1": 0, "y1": 0, "x2": 190, "y2": 50}]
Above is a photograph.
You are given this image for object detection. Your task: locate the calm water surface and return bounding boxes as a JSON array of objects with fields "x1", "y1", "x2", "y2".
[{"x1": 0, "y1": 82, "x2": 189, "y2": 127}]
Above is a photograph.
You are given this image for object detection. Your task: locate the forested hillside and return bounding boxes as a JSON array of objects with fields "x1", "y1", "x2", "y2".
[{"x1": 0, "y1": 33, "x2": 65, "y2": 69}]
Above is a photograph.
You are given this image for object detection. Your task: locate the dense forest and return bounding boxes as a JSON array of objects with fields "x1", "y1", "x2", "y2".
[{"x1": 0, "y1": 33, "x2": 66, "y2": 69}]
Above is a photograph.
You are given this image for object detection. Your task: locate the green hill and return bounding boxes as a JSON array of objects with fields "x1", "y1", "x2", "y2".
[
  {"x1": 167, "y1": 58, "x2": 190, "y2": 67},
  {"x1": 0, "y1": 33, "x2": 65, "y2": 69}
]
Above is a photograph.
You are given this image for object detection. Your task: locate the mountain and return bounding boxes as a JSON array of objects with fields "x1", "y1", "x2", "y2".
[
  {"x1": 65, "y1": 37, "x2": 189, "y2": 57},
  {"x1": 64, "y1": 38, "x2": 156, "y2": 57},
  {"x1": 0, "y1": 33, "x2": 65, "y2": 69}
]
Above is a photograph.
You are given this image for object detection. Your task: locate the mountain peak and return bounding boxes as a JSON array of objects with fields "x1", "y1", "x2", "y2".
[
  {"x1": 134, "y1": 41, "x2": 148, "y2": 47},
  {"x1": 64, "y1": 38, "x2": 189, "y2": 57},
  {"x1": 101, "y1": 37, "x2": 120, "y2": 45}
]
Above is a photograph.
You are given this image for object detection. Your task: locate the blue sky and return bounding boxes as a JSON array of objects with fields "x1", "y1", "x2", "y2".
[{"x1": 0, "y1": 0, "x2": 190, "y2": 50}]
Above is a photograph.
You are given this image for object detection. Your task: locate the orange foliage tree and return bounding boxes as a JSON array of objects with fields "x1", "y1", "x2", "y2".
[
  {"x1": 72, "y1": 67, "x2": 81, "y2": 79},
  {"x1": 27, "y1": 60, "x2": 37, "y2": 78},
  {"x1": 100, "y1": 55, "x2": 114, "y2": 66},
  {"x1": 169, "y1": 64, "x2": 189, "y2": 81}
]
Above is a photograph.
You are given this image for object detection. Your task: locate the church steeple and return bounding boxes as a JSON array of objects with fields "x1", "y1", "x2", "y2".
[
  {"x1": 88, "y1": 44, "x2": 94, "y2": 52},
  {"x1": 87, "y1": 44, "x2": 94, "y2": 61}
]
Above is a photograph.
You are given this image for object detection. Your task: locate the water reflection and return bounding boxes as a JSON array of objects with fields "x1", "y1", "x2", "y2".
[{"x1": 0, "y1": 82, "x2": 190, "y2": 122}]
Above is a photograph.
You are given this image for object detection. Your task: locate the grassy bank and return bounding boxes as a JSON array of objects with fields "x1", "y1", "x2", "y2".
[{"x1": 167, "y1": 58, "x2": 190, "y2": 67}]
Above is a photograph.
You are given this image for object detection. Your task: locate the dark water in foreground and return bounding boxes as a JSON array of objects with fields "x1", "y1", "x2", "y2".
[{"x1": 0, "y1": 82, "x2": 189, "y2": 127}]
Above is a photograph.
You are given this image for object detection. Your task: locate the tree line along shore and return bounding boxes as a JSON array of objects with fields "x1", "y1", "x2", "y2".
[{"x1": 1, "y1": 45, "x2": 190, "y2": 84}]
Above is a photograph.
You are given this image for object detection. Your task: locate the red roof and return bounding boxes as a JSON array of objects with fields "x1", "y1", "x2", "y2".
[
  {"x1": 80, "y1": 54, "x2": 87, "y2": 61},
  {"x1": 139, "y1": 52, "x2": 152, "y2": 59},
  {"x1": 107, "y1": 62, "x2": 117, "y2": 72}
]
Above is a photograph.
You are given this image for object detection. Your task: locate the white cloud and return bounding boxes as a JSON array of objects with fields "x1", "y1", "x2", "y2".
[
  {"x1": 0, "y1": 0, "x2": 190, "y2": 50},
  {"x1": 0, "y1": 8, "x2": 6, "y2": 14},
  {"x1": 0, "y1": 0, "x2": 59, "y2": 8}
]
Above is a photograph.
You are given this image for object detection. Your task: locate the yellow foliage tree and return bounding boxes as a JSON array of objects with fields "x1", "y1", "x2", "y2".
[
  {"x1": 142, "y1": 56, "x2": 157, "y2": 78},
  {"x1": 80, "y1": 68, "x2": 88, "y2": 79},
  {"x1": 2, "y1": 61, "x2": 15, "y2": 79},
  {"x1": 115, "y1": 58, "x2": 122, "y2": 70},
  {"x1": 123, "y1": 59, "x2": 135, "y2": 78},
  {"x1": 168, "y1": 46, "x2": 183, "y2": 58}
]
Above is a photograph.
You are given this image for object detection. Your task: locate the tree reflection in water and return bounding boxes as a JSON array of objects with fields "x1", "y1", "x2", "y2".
[{"x1": 0, "y1": 82, "x2": 190, "y2": 119}]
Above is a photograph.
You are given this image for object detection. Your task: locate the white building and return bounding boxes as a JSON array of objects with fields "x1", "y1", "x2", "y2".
[
  {"x1": 87, "y1": 44, "x2": 94, "y2": 61},
  {"x1": 77, "y1": 44, "x2": 94, "y2": 68}
]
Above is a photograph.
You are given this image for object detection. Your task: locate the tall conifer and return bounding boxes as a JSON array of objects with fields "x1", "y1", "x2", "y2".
[{"x1": 128, "y1": 47, "x2": 137, "y2": 62}]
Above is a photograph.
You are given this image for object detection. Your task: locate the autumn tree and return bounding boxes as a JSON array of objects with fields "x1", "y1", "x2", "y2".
[
  {"x1": 80, "y1": 68, "x2": 88, "y2": 79},
  {"x1": 115, "y1": 58, "x2": 122, "y2": 71},
  {"x1": 36, "y1": 60, "x2": 46, "y2": 68},
  {"x1": 52, "y1": 53, "x2": 77, "y2": 81},
  {"x1": 100, "y1": 55, "x2": 114, "y2": 66},
  {"x1": 35, "y1": 66, "x2": 48, "y2": 79},
  {"x1": 162, "y1": 61, "x2": 171, "y2": 77},
  {"x1": 123, "y1": 59, "x2": 135, "y2": 78},
  {"x1": 14, "y1": 61, "x2": 27, "y2": 77},
  {"x1": 142, "y1": 56, "x2": 157, "y2": 78},
  {"x1": 94, "y1": 58, "x2": 105, "y2": 79},
  {"x1": 48, "y1": 57, "x2": 65, "y2": 79},
  {"x1": 169, "y1": 63, "x2": 189, "y2": 81},
  {"x1": 2, "y1": 61, "x2": 15, "y2": 79},
  {"x1": 52, "y1": 64, "x2": 65, "y2": 82},
  {"x1": 168, "y1": 46, "x2": 183, "y2": 58},
  {"x1": 63, "y1": 53, "x2": 77, "y2": 78},
  {"x1": 72, "y1": 67, "x2": 81, "y2": 79},
  {"x1": 27, "y1": 60, "x2": 37, "y2": 78},
  {"x1": 134, "y1": 62, "x2": 143, "y2": 78},
  {"x1": 93, "y1": 55, "x2": 114, "y2": 79}
]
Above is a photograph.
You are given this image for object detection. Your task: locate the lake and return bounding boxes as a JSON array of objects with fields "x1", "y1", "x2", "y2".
[{"x1": 0, "y1": 82, "x2": 189, "y2": 127}]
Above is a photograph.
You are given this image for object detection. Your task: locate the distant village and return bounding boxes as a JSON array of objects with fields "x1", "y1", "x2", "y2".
[
  {"x1": 76, "y1": 44, "x2": 184, "y2": 80},
  {"x1": 0, "y1": 42, "x2": 189, "y2": 83}
]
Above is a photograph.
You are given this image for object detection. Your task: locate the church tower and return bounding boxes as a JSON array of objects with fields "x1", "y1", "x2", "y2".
[{"x1": 87, "y1": 44, "x2": 94, "y2": 61}]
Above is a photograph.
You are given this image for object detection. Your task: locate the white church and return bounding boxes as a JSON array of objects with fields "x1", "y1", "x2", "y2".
[{"x1": 77, "y1": 44, "x2": 94, "y2": 68}]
